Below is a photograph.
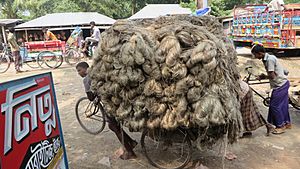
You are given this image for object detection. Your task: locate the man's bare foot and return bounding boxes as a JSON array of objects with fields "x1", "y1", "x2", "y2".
[
  {"x1": 119, "y1": 151, "x2": 137, "y2": 160},
  {"x1": 225, "y1": 152, "x2": 237, "y2": 161},
  {"x1": 16, "y1": 70, "x2": 24, "y2": 73}
]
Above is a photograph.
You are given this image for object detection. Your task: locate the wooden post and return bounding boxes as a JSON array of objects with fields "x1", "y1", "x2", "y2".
[
  {"x1": 132, "y1": 0, "x2": 137, "y2": 15},
  {"x1": 2, "y1": 26, "x2": 7, "y2": 44},
  {"x1": 196, "y1": 0, "x2": 203, "y2": 9},
  {"x1": 25, "y1": 30, "x2": 28, "y2": 42}
]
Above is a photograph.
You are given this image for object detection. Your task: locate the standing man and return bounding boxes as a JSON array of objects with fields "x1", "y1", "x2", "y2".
[
  {"x1": 42, "y1": 28, "x2": 58, "y2": 41},
  {"x1": 251, "y1": 45, "x2": 290, "y2": 134},
  {"x1": 7, "y1": 28, "x2": 23, "y2": 73}
]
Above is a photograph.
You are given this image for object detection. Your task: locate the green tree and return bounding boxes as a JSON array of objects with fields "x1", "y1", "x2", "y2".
[{"x1": 0, "y1": 0, "x2": 24, "y2": 18}]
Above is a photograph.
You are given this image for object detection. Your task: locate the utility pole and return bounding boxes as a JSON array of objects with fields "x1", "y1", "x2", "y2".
[
  {"x1": 196, "y1": 0, "x2": 203, "y2": 9},
  {"x1": 132, "y1": 0, "x2": 137, "y2": 15},
  {"x1": 196, "y1": 0, "x2": 208, "y2": 9}
]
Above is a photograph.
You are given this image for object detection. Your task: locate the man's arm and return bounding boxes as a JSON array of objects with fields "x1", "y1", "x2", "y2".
[
  {"x1": 267, "y1": 71, "x2": 276, "y2": 79},
  {"x1": 266, "y1": 58, "x2": 277, "y2": 79}
]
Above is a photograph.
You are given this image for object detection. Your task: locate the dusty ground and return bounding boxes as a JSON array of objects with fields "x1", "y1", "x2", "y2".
[{"x1": 1, "y1": 50, "x2": 300, "y2": 169}]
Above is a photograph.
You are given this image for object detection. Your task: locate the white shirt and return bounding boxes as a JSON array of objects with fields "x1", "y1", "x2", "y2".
[
  {"x1": 268, "y1": 0, "x2": 285, "y2": 11},
  {"x1": 92, "y1": 27, "x2": 101, "y2": 41},
  {"x1": 263, "y1": 53, "x2": 287, "y2": 89}
]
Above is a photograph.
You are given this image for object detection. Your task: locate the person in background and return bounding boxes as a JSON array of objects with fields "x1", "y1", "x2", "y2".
[
  {"x1": 42, "y1": 28, "x2": 58, "y2": 41},
  {"x1": 33, "y1": 33, "x2": 39, "y2": 41},
  {"x1": 22, "y1": 34, "x2": 27, "y2": 42},
  {"x1": 76, "y1": 62, "x2": 137, "y2": 160},
  {"x1": 265, "y1": 0, "x2": 286, "y2": 11},
  {"x1": 7, "y1": 28, "x2": 23, "y2": 73},
  {"x1": 251, "y1": 44, "x2": 290, "y2": 134},
  {"x1": 28, "y1": 34, "x2": 34, "y2": 42},
  {"x1": 56, "y1": 34, "x2": 62, "y2": 41},
  {"x1": 38, "y1": 33, "x2": 44, "y2": 41},
  {"x1": 83, "y1": 21, "x2": 100, "y2": 51},
  {"x1": 60, "y1": 31, "x2": 67, "y2": 41}
]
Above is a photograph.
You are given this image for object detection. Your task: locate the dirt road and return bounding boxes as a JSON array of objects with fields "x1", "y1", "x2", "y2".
[{"x1": 1, "y1": 54, "x2": 300, "y2": 169}]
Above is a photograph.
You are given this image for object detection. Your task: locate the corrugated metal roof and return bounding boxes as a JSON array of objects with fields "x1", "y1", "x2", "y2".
[
  {"x1": 129, "y1": 4, "x2": 192, "y2": 20},
  {"x1": 15, "y1": 12, "x2": 116, "y2": 29},
  {"x1": 0, "y1": 19, "x2": 22, "y2": 26}
]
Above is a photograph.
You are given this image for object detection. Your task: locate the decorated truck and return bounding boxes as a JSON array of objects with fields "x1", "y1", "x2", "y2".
[{"x1": 231, "y1": 4, "x2": 300, "y2": 56}]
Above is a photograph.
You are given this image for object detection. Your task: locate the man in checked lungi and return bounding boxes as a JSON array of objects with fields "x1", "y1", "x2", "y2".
[
  {"x1": 238, "y1": 79, "x2": 274, "y2": 137},
  {"x1": 251, "y1": 44, "x2": 291, "y2": 134}
]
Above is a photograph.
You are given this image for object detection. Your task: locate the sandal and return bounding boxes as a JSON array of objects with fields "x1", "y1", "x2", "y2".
[
  {"x1": 285, "y1": 123, "x2": 292, "y2": 129},
  {"x1": 272, "y1": 127, "x2": 285, "y2": 134}
]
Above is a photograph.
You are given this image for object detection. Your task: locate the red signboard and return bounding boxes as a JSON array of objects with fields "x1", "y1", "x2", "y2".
[{"x1": 0, "y1": 73, "x2": 68, "y2": 169}]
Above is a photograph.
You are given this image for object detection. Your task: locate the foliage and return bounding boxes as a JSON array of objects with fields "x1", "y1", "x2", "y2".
[
  {"x1": 180, "y1": 0, "x2": 197, "y2": 13},
  {"x1": 1, "y1": 0, "x2": 300, "y2": 20}
]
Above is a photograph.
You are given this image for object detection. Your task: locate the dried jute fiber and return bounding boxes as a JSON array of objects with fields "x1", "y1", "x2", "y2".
[{"x1": 89, "y1": 15, "x2": 243, "y2": 146}]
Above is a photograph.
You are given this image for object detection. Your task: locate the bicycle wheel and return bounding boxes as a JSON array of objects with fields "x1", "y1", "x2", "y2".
[
  {"x1": 263, "y1": 97, "x2": 270, "y2": 107},
  {"x1": 141, "y1": 128, "x2": 192, "y2": 169},
  {"x1": 65, "y1": 48, "x2": 81, "y2": 65},
  {"x1": 37, "y1": 51, "x2": 62, "y2": 69},
  {"x1": 75, "y1": 97, "x2": 106, "y2": 134},
  {"x1": 24, "y1": 56, "x2": 41, "y2": 69},
  {"x1": 0, "y1": 55, "x2": 10, "y2": 73},
  {"x1": 289, "y1": 96, "x2": 300, "y2": 110}
]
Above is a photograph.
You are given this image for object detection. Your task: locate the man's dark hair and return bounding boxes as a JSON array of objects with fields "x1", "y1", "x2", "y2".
[
  {"x1": 8, "y1": 28, "x2": 15, "y2": 33},
  {"x1": 251, "y1": 44, "x2": 266, "y2": 54},
  {"x1": 42, "y1": 27, "x2": 47, "y2": 31},
  {"x1": 90, "y1": 21, "x2": 96, "y2": 26},
  {"x1": 76, "y1": 61, "x2": 89, "y2": 69}
]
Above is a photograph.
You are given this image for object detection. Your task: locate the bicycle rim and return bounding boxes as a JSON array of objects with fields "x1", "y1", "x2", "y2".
[
  {"x1": 65, "y1": 49, "x2": 80, "y2": 65},
  {"x1": 289, "y1": 97, "x2": 300, "y2": 110},
  {"x1": 75, "y1": 97, "x2": 106, "y2": 134},
  {"x1": 0, "y1": 55, "x2": 10, "y2": 73},
  {"x1": 263, "y1": 97, "x2": 270, "y2": 107},
  {"x1": 25, "y1": 57, "x2": 40, "y2": 69},
  {"x1": 38, "y1": 51, "x2": 61, "y2": 69},
  {"x1": 141, "y1": 129, "x2": 192, "y2": 169},
  {"x1": 54, "y1": 55, "x2": 63, "y2": 68}
]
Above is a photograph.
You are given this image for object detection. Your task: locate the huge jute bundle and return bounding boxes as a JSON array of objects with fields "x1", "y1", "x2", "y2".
[{"x1": 89, "y1": 15, "x2": 243, "y2": 144}]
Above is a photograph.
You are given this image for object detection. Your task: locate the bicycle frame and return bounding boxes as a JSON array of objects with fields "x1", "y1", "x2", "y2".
[{"x1": 243, "y1": 67, "x2": 270, "y2": 100}]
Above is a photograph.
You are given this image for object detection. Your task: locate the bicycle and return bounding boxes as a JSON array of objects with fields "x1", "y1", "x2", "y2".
[
  {"x1": 75, "y1": 96, "x2": 106, "y2": 134},
  {"x1": 0, "y1": 43, "x2": 45, "y2": 73},
  {"x1": 25, "y1": 40, "x2": 81, "y2": 69},
  {"x1": 0, "y1": 43, "x2": 11, "y2": 73},
  {"x1": 141, "y1": 127, "x2": 195, "y2": 169},
  {"x1": 243, "y1": 66, "x2": 300, "y2": 110},
  {"x1": 75, "y1": 96, "x2": 194, "y2": 169}
]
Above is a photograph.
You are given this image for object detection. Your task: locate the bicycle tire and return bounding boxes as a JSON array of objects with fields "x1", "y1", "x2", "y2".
[
  {"x1": 54, "y1": 55, "x2": 63, "y2": 68},
  {"x1": 37, "y1": 51, "x2": 62, "y2": 69},
  {"x1": 65, "y1": 48, "x2": 81, "y2": 65},
  {"x1": 0, "y1": 54, "x2": 10, "y2": 73},
  {"x1": 24, "y1": 56, "x2": 41, "y2": 69},
  {"x1": 141, "y1": 129, "x2": 192, "y2": 169},
  {"x1": 289, "y1": 97, "x2": 300, "y2": 110},
  {"x1": 263, "y1": 97, "x2": 270, "y2": 107},
  {"x1": 75, "y1": 97, "x2": 106, "y2": 135}
]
